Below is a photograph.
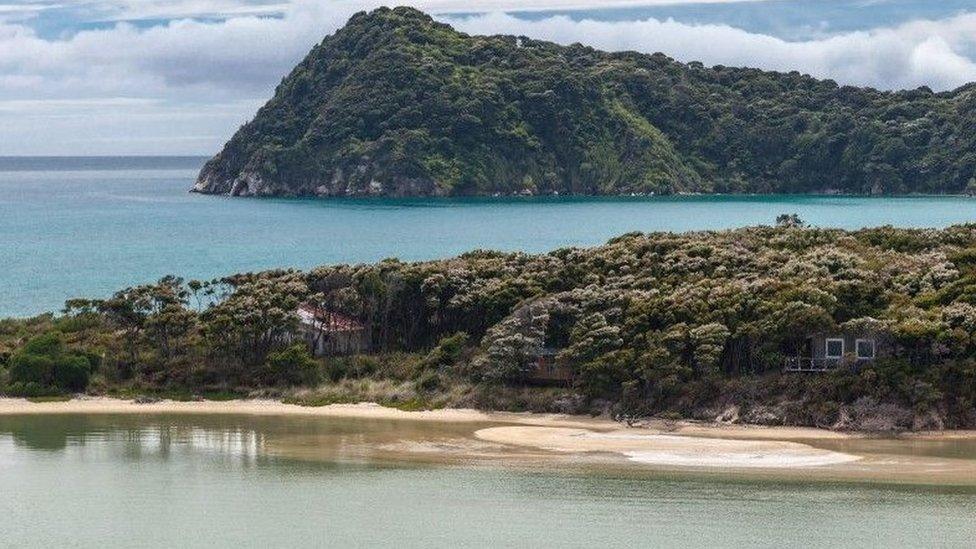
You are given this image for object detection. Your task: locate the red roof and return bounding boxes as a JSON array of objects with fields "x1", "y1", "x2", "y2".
[{"x1": 297, "y1": 304, "x2": 365, "y2": 332}]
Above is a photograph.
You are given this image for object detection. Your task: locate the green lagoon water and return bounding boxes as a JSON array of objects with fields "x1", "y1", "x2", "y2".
[
  {"x1": 3, "y1": 157, "x2": 976, "y2": 317},
  {"x1": 1, "y1": 413, "x2": 975, "y2": 548}
]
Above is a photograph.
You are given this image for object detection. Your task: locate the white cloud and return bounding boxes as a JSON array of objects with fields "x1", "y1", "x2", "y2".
[
  {"x1": 0, "y1": 96, "x2": 157, "y2": 112},
  {"x1": 0, "y1": 1, "x2": 351, "y2": 99},
  {"x1": 0, "y1": 1, "x2": 975, "y2": 154},
  {"x1": 416, "y1": 0, "x2": 763, "y2": 12},
  {"x1": 88, "y1": 1, "x2": 292, "y2": 21},
  {"x1": 449, "y1": 11, "x2": 976, "y2": 91},
  {"x1": 1, "y1": 0, "x2": 765, "y2": 22}
]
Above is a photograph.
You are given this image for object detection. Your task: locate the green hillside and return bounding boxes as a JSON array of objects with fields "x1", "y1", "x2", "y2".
[{"x1": 195, "y1": 7, "x2": 976, "y2": 197}]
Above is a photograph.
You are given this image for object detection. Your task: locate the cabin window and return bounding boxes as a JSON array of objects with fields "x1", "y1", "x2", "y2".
[
  {"x1": 856, "y1": 339, "x2": 876, "y2": 360},
  {"x1": 825, "y1": 338, "x2": 844, "y2": 359}
]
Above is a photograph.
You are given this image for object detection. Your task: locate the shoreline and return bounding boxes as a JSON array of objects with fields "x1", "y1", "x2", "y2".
[
  {"x1": 3, "y1": 397, "x2": 976, "y2": 478},
  {"x1": 4, "y1": 396, "x2": 973, "y2": 439},
  {"x1": 188, "y1": 189, "x2": 976, "y2": 200}
]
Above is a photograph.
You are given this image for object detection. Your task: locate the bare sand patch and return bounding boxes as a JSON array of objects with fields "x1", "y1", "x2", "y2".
[
  {"x1": 0, "y1": 397, "x2": 494, "y2": 422},
  {"x1": 475, "y1": 426, "x2": 861, "y2": 468}
]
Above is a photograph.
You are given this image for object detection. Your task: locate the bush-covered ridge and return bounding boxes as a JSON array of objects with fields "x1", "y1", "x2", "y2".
[
  {"x1": 3, "y1": 222, "x2": 976, "y2": 430},
  {"x1": 195, "y1": 6, "x2": 976, "y2": 198}
]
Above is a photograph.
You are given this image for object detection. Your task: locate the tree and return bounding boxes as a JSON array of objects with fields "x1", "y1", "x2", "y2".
[
  {"x1": 7, "y1": 332, "x2": 92, "y2": 394},
  {"x1": 562, "y1": 312, "x2": 622, "y2": 364},
  {"x1": 776, "y1": 213, "x2": 805, "y2": 228},
  {"x1": 477, "y1": 301, "x2": 550, "y2": 383},
  {"x1": 201, "y1": 274, "x2": 308, "y2": 375},
  {"x1": 98, "y1": 276, "x2": 192, "y2": 364},
  {"x1": 689, "y1": 323, "x2": 731, "y2": 375}
]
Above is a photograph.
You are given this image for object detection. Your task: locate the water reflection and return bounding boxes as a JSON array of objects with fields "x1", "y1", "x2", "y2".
[
  {"x1": 0, "y1": 415, "x2": 269, "y2": 467},
  {"x1": 1, "y1": 414, "x2": 975, "y2": 548},
  {"x1": 0, "y1": 414, "x2": 490, "y2": 468},
  {"x1": 5, "y1": 413, "x2": 976, "y2": 494}
]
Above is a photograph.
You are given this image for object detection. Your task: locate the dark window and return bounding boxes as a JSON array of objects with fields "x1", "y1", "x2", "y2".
[
  {"x1": 825, "y1": 339, "x2": 844, "y2": 358},
  {"x1": 856, "y1": 339, "x2": 876, "y2": 359}
]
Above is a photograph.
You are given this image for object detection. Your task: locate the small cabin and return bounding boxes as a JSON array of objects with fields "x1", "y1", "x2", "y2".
[
  {"x1": 784, "y1": 330, "x2": 890, "y2": 372},
  {"x1": 296, "y1": 304, "x2": 369, "y2": 356},
  {"x1": 526, "y1": 348, "x2": 574, "y2": 386}
]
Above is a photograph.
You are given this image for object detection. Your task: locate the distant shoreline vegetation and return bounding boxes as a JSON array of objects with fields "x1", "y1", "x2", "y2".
[
  {"x1": 4, "y1": 157, "x2": 974, "y2": 198},
  {"x1": 195, "y1": 7, "x2": 975, "y2": 198},
  {"x1": 3, "y1": 222, "x2": 976, "y2": 432}
]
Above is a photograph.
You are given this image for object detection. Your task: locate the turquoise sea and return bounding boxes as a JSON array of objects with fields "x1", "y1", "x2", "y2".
[{"x1": 3, "y1": 156, "x2": 976, "y2": 318}]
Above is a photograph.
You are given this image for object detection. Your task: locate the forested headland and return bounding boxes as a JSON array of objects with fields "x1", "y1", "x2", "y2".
[
  {"x1": 195, "y1": 7, "x2": 976, "y2": 198},
  {"x1": 3, "y1": 221, "x2": 976, "y2": 431}
]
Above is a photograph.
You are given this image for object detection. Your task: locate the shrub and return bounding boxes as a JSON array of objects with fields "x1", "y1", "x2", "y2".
[
  {"x1": 4, "y1": 381, "x2": 60, "y2": 398},
  {"x1": 323, "y1": 358, "x2": 350, "y2": 383},
  {"x1": 54, "y1": 312, "x2": 101, "y2": 334},
  {"x1": 264, "y1": 344, "x2": 320, "y2": 386},
  {"x1": 421, "y1": 332, "x2": 469, "y2": 370},
  {"x1": 8, "y1": 332, "x2": 92, "y2": 394},
  {"x1": 52, "y1": 355, "x2": 92, "y2": 392},
  {"x1": 414, "y1": 370, "x2": 442, "y2": 392}
]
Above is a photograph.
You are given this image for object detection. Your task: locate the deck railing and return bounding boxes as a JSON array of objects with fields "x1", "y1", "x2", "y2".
[{"x1": 783, "y1": 357, "x2": 842, "y2": 372}]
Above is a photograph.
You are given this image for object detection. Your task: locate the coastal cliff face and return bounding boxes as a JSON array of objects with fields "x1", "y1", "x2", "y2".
[{"x1": 195, "y1": 7, "x2": 976, "y2": 198}]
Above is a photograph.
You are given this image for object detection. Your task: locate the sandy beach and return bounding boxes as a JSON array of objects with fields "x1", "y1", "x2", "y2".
[
  {"x1": 2, "y1": 397, "x2": 976, "y2": 481},
  {"x1": 474, "y1": 426, "x2": 861, "y2": 467}
]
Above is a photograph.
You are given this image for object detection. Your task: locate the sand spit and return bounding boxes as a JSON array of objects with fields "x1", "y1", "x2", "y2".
[{"x1": 475, "y1": 426, "x2": 861, "y2": 468}]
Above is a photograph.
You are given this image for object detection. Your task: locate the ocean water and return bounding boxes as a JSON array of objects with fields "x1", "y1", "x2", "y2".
[
  {"x1": 1, "y1": 413, "x2": 974, "y2": 548},
  {"x1": 3, "y1": 157, "x2": 976, "y2": 318}
]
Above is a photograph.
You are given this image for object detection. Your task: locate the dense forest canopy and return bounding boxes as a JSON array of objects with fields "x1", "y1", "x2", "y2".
[
  {"x1": 3, "y1": 222, "x2": 976, "y2": 430},
  {"x1": 195, "y1": 7, "x2": 976, "y2": 198}
]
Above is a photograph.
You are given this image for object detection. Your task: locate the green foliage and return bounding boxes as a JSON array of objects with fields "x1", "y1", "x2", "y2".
[
  {"x1": 201, "y1": 274, "x2": 306, "y2": 370},
  {"x1": 563, "y1": 313, "x2": 622, "y2": 364},
  {"x1": 6, "y1": 332, "x2": 92, "y2": 394},
  {"x1": 689, "y1": 322, "x2": 731, "y2": 375},
  {"x1": 264, "y1": 344, "x2": 320, "y2": 386},
  {"x1": 414, "y1": 369, "x2": 442, "y2": 393},
  {"x1": 775, "y1": 214, "x2": 805, "y2": 228},
  {"x1": 476, "y1": 301, "x2": 550, "y2": 383},
  {"x1": 6, "y1": 223, "x2": 976, "y2": 428},
  {"x1": 421, "y1": 332, "x2": 469, "y2": 370},
  {"x1": 198, "y1": 7, "x2": 976, "y2": 198}
]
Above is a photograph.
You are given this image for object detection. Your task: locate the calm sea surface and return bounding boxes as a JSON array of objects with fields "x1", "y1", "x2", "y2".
[
  {"x1": 3, "y1": 156, "x2": 976, "y2": 317},
  {"x1": 1, "y1": 413, "x2": 975, "y2": 548}
]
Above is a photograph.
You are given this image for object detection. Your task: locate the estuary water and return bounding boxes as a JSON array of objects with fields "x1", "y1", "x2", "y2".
[
  {"x1": 3, "y1": 156, "x2": 976, "y2": 317},
  {"x1": 0, "y1": 413, "x2": 974, "y2": 548}
]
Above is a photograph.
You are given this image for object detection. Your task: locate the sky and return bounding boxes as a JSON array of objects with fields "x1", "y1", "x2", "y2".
[{"x1": 1, "y1": 0, "x2": 975, "y2": 156}]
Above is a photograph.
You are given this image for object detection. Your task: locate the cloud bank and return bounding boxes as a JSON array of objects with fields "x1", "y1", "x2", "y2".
[
  {"x1": 1, "y1": 1, "x2": 975, "y2": 154},
  {"x1": 450, "y1": 11, "x2": 976, "y2": 92}
]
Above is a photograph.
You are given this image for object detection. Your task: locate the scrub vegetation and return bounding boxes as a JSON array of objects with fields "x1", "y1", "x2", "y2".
[
  {"x1": 3, "y1": 221, "x2": 976, "y2": 431},
  {"x1": 195, "y1": 7, "x2": 976, "y2": 197}
]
